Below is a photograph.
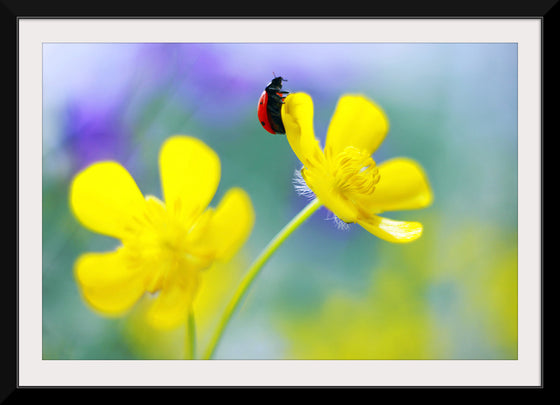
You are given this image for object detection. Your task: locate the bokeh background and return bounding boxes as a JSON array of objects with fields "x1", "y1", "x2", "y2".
[{"x1": 42, "y1": 42, "x2": 518, "y2": 360}]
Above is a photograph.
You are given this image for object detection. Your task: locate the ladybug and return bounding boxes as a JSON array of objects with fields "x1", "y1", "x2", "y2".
[{"x1": 258, "y1": 75, "x2": 289, "y2": 134}]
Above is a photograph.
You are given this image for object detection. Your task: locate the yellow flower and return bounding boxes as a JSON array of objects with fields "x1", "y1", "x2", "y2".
[
  {"x1": 281, "y1": 93, "x2": 433, "y2": 243},
  {"x1": 69, "y1": 135, "x2": 255, "y2": 329}
]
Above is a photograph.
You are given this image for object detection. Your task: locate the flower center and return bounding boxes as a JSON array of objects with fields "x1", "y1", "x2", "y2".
[
  {"x1": 332, "y1": 146, "x2": 380, "y2": 197},
  {"x1": 121, "y1": 196, "x2": 211, "y2": 293}
]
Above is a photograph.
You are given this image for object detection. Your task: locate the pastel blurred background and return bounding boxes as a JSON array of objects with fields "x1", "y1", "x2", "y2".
[{"x1": 42, "y1": 42, "x2": 517, "y2": 360}]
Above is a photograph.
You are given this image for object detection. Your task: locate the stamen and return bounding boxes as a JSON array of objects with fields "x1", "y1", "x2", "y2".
[
  {"x1": 121, "y1": 195, "x2": 210, "y2": 289},
  {"x1": 333, "y1": 146, "x2": 380, "y2": 196}
]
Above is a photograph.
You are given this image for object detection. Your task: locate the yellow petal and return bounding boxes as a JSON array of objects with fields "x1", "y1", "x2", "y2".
[
  {"x1": 74, "y1": 249, "x2": 147, "y2": 316},
  {"x1": 358, "y1": 215, "x2": 423, "y2": 243},
  {"x1": 357, "y1": 157, "x2": 433, "y2": 214},
  {"x1": 324, "y1": 95, "x2": 389, "y2": 160},
  {"x1": 189, "y1": 188, "x2": 255, "y2": 261},
  {"x1": 146, "y1": 271, "x2": 199, "y2": 330},
  {"x1": 159, "y1": 135, "x2": 221, "y2": 224},
  {"x1": 281, "y1": 93, "x2": 326, "y2": 168},
  {"x1": 302, "y1": 167, "x2": 359, "y2": 223},
  {"x1": 69, "y1": 161, "x2": 145, "y2": 239}
]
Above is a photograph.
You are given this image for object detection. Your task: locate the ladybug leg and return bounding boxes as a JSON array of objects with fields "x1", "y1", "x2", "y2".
[
  {"x1": 269, "y1": 93, "x2": 283, "y2": 102},
  {"x1": 275, "y1": 91, "x2": 289, "y2": 103}
]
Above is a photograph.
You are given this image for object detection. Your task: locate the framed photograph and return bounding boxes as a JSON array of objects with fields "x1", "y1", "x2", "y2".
[{"x1": 11, "y1": 7, "x2": 547, "y2": 391}]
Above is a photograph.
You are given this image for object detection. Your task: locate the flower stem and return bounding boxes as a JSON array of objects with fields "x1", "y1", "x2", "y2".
[
  {"x1": 202, "y1": 198, "x2": 322, "y2": 360},
  {"x1": 185, "y1": 305, "x2": 196, "y2": 359}
]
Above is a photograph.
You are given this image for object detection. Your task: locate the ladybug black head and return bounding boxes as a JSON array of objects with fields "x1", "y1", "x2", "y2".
[{"x1": 269, "y1": 76, "x2": 287, "y2": 88}]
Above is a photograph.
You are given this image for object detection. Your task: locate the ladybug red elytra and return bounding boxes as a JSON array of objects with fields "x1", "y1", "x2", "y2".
[{"x1": 257, "y1": 75, "x2": 289, "y2": 134}]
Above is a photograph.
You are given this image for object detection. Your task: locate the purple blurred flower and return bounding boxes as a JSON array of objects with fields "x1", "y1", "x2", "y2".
[
  {"x1": 64, "y1": 97, "x2": 132, "y2": 171},
  {"x1": 48, "y1": 42, "x2": 362, "y2": 174},
  {"x1": 133, "y1": 43, "x2": 257, "y2": 127}
]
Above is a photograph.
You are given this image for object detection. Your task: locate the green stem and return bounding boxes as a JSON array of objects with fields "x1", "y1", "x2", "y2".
[
  {"x1": 202, "y1": 198, "x2": 323, "y2": 360},
  {"x1": 185, "y1": 305, "x2": 196, "y2": 359}
]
